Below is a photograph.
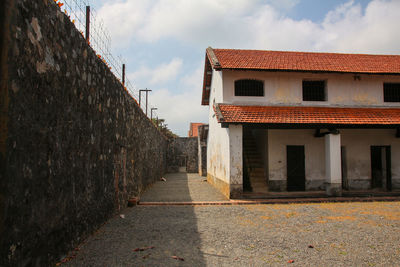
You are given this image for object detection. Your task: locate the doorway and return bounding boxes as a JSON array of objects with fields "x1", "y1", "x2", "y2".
[
  {"x1": 287, "y1": 146, "x2": 305, "y2": 191},
  {"x1": 370, "y1": 146, "x2": 392, "y2": 190}
]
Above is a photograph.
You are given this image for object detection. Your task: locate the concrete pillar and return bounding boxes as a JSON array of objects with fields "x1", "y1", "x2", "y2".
[
  {"x1": 229, "y1": 124, "x2": 242, "y2": 198},
  {"x1": 325, "y1": 133, "x2": 342, "y2": 196}
]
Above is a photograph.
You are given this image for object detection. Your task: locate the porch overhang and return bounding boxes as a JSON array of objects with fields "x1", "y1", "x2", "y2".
[{"x1": 215, "y1": 104, "x2": 400, "y2": 129}]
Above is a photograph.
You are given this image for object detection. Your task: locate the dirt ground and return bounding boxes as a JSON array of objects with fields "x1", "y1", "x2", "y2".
[{"x1": 63, "y1": 201, "x2": 400, "y2": 267}]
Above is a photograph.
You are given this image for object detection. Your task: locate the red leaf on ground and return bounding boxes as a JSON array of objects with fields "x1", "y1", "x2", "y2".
[
  {"x1": 308, "y1": 245, "x2": 314, "y2": 248},
  {"x1": 288, "y1": 259, "x2": 295, "y2": 263},
  {"x1": 172, "y1": 255, "x2": 184, "y2": 261}
]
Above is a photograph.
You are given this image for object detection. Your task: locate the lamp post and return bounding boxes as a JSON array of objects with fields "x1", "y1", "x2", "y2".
[
  {"x1": 150, "y1": 108, "x2": 157, "y2": 122},
  {"x1": 139, "y1": 89, "x2": 152, "y2": 115}
]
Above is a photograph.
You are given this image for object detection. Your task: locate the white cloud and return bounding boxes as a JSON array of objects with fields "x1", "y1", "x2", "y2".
[
  {"x1": 151, "y1": 88, "x2": 208, "y2": 136},
  {"x1": 100, "y1": 0, "x2": 400, "y2": 54},
  {"x1": 318, "y1": 0, "x2": 400, "y2": 54},
  {"x1": 265, "y1": 0, "x2": 300, "y2": 11},
  {"x1": 98, "y1": 0, "x2": 400, "y2": 135},
  {"x1": 181, "y1": 62, "x2": 204, "y2": 89},
  {"x1": 129, "y1": 58, "x2": 183, "y2": 85},
  {"x1": 147, "y1": 62, "x2": 207, "y2": 136}
]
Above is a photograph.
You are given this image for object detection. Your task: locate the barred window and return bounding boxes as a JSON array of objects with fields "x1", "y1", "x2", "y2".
[
  {"x1": 384, "y1": 83, "x2": 400, "y2": 102},
  {"x1": 235, "y1": 79, "x2": 264, "y2": 96},
  {"x1": 303, "y1": 80, "x2": 326, "y2": 101}
]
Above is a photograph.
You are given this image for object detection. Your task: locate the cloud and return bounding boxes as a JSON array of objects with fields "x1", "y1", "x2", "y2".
[
  {"x1": 265, "y1": 0, "x2": 300, "y2": 11},
  {"x1": 97, "y1": 0, "x2": 400, "y2": 135},
  {"x1": 318, "y1": 0, "x2": 400, "y2": 54},
  {"x1": 129, "y1": 58, "x2": 183, "y2": 85},
  {"x1": 151, "y1": 88, "x2": 208, "y2": 136},
  {"x1": 148, "y1": 62, "x2": 207, "y2": 136},
  {"x1": 100, "y1": 0, "x2": 400, "y2": 54}
]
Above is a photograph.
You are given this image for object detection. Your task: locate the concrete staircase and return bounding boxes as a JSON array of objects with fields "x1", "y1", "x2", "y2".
[{"x1": 243, "y1": 133, "x2": 268, "y2": 194}]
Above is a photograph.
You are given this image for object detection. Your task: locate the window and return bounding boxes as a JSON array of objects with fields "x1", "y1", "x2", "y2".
[
  {"x1": 302, "y1": 80, "x2": 326, "y2": 101},
  {"x1": 384, "y1": 83, "x2": 400, "y2": 102},
  {"x1": 234, "y1": 79, "x2": 264, "y2": 96}
]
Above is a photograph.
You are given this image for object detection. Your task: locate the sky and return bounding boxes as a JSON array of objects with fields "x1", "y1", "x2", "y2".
[{"x1": 89, "y1": 0, "x2": 400, "y2": 136}]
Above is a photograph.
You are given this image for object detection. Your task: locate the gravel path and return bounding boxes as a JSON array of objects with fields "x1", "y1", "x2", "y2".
[
  {"x1": 64, "y1": 201, "x2": 400, "y2": 266},
  {"x1": 140, "y1": 172, "x2": 227, "y2": 202}
]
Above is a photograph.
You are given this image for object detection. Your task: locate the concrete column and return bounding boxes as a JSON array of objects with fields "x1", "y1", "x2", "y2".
[
  {"x1": 325, "y1": 133, "x2": 342, "y2": 196},
  {"x1": 229, "y1": 124, "x2": 243, "y2": 198}
]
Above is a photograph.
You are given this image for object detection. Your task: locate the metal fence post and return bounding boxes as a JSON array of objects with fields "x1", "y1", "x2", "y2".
[
  {"x1": 85, "y1": 6, "x2": 90, "y2": 42},
  {"x1": 122, "y1": 64, "x2": 125, "y2": 86}
]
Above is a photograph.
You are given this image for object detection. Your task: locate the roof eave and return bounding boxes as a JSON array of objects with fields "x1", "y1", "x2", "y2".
[
  {"x1": 218, "y1": 68, "x2": 400, "y2": 76},
  {"x1": 219, "y1": 122, "x2": 400, "y2": 129}
]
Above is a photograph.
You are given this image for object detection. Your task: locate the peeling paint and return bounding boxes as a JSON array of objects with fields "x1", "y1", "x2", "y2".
[{"x1": 352, "y1": 93, "x2": 378, "y2": 105}]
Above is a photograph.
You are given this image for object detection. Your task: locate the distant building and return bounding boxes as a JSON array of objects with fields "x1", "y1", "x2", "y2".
[
  {"x1": 188, "y1": 122, "x2": 204, "y2": 137},
  {"x1": 202, "y1": 47, "x2": 400, "y2": 199}
]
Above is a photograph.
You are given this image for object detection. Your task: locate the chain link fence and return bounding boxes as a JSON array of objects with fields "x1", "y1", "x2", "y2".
[{"x1": 59, "y1": 0, "x2": 157, "y2": 117}]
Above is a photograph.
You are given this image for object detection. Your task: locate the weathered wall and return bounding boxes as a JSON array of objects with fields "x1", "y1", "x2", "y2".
[
  {"x1": 266, "y1": 129, "x2": 400, "y2": 191},
  {"x1": 197, "y1": 124, "x2": 208, "y2": 176},
  {"x1": 229, "y1": 124, "x2": 243, "y2": 197},
  {"x1": 268, "y1": 129, "x2": 326, "y2": 191},
  {"x1": 167, "y1": 137, "x2": 198, "y2": 173},
  {"x1": 0, "y1": 0, "x2": 167, "y2": 266},
  {"x1": 222, "y1": 70, "x2": 400, "y2": 107},
  {"x1": 207, "y1": 69, "x2": 232, "y2": 197},
  {"x1": 341, "y1": 129, "x2": 400, "y2": 189}
]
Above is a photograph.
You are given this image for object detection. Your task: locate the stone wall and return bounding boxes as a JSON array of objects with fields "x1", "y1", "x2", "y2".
[
  {"x1": 167, "y1": 138, "x2": 198, "y2": 173},
  {"x1": 0, "y1": 0, "x2": 167, "y2": 266}
]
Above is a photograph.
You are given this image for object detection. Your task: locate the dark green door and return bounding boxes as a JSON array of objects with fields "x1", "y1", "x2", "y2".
[
  {"x1": 371, "y1": 146, "x2": 392, "y2": 190},
  {"x1": 371, "y1": 146, "x2": 383, "y2": 188},
  {"x1": 287, "y1": 146, "x2": 305, "y2": 191}
]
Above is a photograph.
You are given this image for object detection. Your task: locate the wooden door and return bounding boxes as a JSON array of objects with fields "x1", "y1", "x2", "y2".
[
  {"x1": 287, "y1": 146, "x2": 305, "y2": 191},
  {"x1": 371, "y1": 146, "x2": 392, "y2": 190},
  {"x1": 371, "y1": 146, "x2": 383, "y2": 188}
]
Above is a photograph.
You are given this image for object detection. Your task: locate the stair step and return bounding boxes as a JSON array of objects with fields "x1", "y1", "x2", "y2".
[
  {"x1": 250, "y1": 178, "x2": 266, "y2": 182},
  {"x1": 250, "y1": 179, "x2": 267, "y2": 183},
  {"x1": 249, "y1": 174, "x2": 264, "y2": 178},
  {"x1": 249, "y1": 168, "x2": 263, "y2": 172}
]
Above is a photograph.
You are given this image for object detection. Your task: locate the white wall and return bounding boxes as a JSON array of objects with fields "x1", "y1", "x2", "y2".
[
  {"x1": 268, "y1": 129, "x2": 325, "y2": 188},
  {"x1": 222, "y1": 70, "x2": 400, "y2": 107},
  {"x1": 229, "y1": 124, "x2": 242, "y2": 185},
  {"x1": 207, "y1": 70, "x2": 230, "y2": 183},
  {"x1": 266, "y1": 129, "x2": 400, "y2": 190},
  {"x1": 341, "y1": 129, "x2": 400, "y2": 188}
]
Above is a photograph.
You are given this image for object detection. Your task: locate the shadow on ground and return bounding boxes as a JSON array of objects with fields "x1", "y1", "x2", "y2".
[{"x1": 64, "y1": 172, "x2": 208, "y2": 266}]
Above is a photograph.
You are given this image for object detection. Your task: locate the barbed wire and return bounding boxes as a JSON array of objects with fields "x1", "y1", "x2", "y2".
[{"x1": 59, "y1": 0, "x2": 157, "y2": 118}]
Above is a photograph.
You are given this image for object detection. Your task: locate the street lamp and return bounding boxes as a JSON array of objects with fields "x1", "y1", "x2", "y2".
[
  {"x1": 150, "y1": 108, "x2": 158, "y2": 121},
  {"x1": 139, "y1": 89, "x2": 152, "y2": 115}
]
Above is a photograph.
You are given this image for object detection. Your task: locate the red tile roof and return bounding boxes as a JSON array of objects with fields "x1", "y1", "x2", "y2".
[
  {"x1": 207, "y1": 48, "x2": 400, "y2": 74},
  {"x1": 188, "y1": 123, "x2": 204, "y2": 137},
  {"x1": 216, "y1": 104, "x2": 400, "y2": 126}
]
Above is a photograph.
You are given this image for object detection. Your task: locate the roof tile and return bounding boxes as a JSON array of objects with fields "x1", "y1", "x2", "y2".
[
  {"x1": 209, "y1": 49, "x2": 400, "y2": 74},
  {"x1": 217, "y1": 104, "x2": 400, "y2": 125}
]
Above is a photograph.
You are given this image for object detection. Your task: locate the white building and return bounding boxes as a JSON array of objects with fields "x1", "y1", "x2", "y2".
[{"x1": 202, "y1": 47, "x2": 400, "y2": 198}]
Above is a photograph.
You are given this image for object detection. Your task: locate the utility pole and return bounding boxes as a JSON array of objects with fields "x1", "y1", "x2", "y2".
[
  {"x1": 151, "y1": 108, "x2": 157, "y2": 121},
  {"x1": 139, "y1": 89, "x2": 152, "y2": 115}
]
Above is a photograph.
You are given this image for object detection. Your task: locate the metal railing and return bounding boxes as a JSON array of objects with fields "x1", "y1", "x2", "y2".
[{"x1": 57, "y1": 0, "x2": 157, "y2": 118}]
